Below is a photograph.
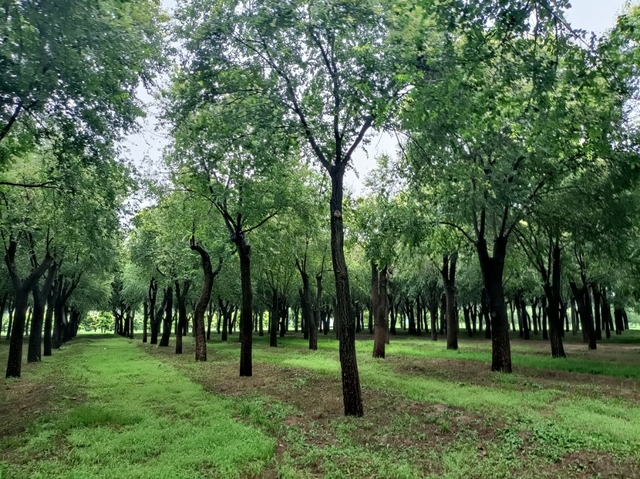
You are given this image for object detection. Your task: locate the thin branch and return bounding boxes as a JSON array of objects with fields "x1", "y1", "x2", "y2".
[
  {"x1": 440, "y1": 222, "x2": 476, "y2": 244},
  {"x1": 241, "y1": 211, "x2": 279, "y2": 235}
]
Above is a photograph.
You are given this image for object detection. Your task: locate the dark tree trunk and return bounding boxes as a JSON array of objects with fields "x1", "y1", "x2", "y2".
[
  {"x1": 174, "y1": 280, "x2": 191, "y2": 355},
  {"x1": 614, "y1": 308, "x2": 625, "y2": 335},
  {"x1": 476, "y1": 237, "x2": 511, "y2": 372},
  {"x1": 441, "y1": 254, "x2": 458, "y2": 350},
  {"x1": 430, "y1": 291, "x2": 438, "y2": 341},
  {"x1": 159, "y1": 287, "x2": 173, "y2": 347},
  {"x1": 219, "y1": 298, "x2": 229, "y2": 342},
  {"x1": 463, "y1": 306, "x2": 472, "y2": 337},
  {"x1": 237, "y1": 238, "x2": 253, "y2": 377},
  {"x1": 270, "y1": 291, "x2": 278, "y2": 348},
  {"x1": 143, "y1": 301, "x2": 149, "y2": 343},
  {"x1": 373, "y1": 266, "x2": 388, "y2": 358},
  {"x1": 370, "y1": 261, "x2": 378, "y2": 337},
  {"x1": 542, "y1": 296, "x2": 549, "y2": 340},
  {"x1": 592, "y1": 285, "x2": 602, "y2": 340},
  {"x1": 520, "y1": 298, "x2": 530, "y2": 340},
  {"x1": 329, "y1": 170, "x2": 363, "y2": 417},
  {"x1": 542, "y1": 245, "x2": 566, "y2": 357},
  {"x1": 149, "y1": 280, "x2": 159, "y2": 345},
  {"x1": 602, "y1": 289, "x2": 612, "y2": 339},
  {"x1": 570, "y1": 281, "x2": 597, "y2": 350},
  {"x1": 5, "y1": 289, "x2": 29, "y2": 378},
  {"x1": 29, "y1": 262, "x2": 56, "y2": 363}
]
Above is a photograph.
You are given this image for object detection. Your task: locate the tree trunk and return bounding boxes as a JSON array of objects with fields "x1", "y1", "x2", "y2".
[
  {"x1": 5, "y1": 289, "x2": 29, "y2": 378},
  {"x1": 237, "y1": 238, "x2": 253, "y2": 377},
  {"x1": 159, "y1": 287, "x2": 173, "y2": 347},
  {"x1": 139, "y1": 299, "x2": 146, "y2": 341},
  {"x1": 270, "y1": 291, "x2": 278, "y2": 348},
  {"x1": 370, "y1": 261, "x2": 378, "y2": 339},
  {"x1": 442, "y1": 254, "x2": 458, "y2": 350},
  {"x1": 220, "y1": 298, "x2": 229, "y2": 342},
  {"x1": 148, "y1": 279, "x2": 158, "y2": 344},
  {"x1": 330, "y1": 170, "x2": 363, "y2": 417},
  {"x1": 430, "y1": 291, "x2": 438, "y2": 341},
  {"x1": 175, "y1": 281, "x2": 190, "y2": 355},
  {"x1": 476, "y1": 237, "x2": 511, "y2": 373},
  {"x1": 592, "y1": 285, "x2": 602, "y2": 340},
  {"x1": 373, "y1": 266, "x2": 388, "y2": 358},
  {"x1": 569, "y1": 281, "x2": 597, "y2": 350}
]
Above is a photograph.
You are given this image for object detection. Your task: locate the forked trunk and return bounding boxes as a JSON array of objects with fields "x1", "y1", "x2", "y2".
[{"x1": 476, "y1": 238, "x2": 511, "y2": 373}]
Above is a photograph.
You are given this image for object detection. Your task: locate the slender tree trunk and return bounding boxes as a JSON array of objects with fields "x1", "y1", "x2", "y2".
[
  {"x1": 430, "y1": 292, "x2": 438, "y2": 341},
  {"x1": 442, "y1": 254, "x2": 458, "y2": 350},
  {"x1": 270, "y1": 291, "x2": 278, "y2": 348},
  {"x1": 237, "y1": 239, "x2": 253, "y2": 377},
  {"x1": 143, "y1": 301, "x2": 149, "y2": 343},
  {"x1": 373, "y1": 266, "x2": 388, "y2": 358},
  {"x1": 330, "y1": 170, "x2": 363, "y2": 416},
  {"x1": 592, "y1": 285, "x2": 602, "y2": 340},
  {"x1": 159, "y1": 287, "x2": 173, "y2": 347}
]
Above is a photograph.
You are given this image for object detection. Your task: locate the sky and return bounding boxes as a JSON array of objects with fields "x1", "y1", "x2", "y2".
[{"x1": 124, "y1": 0, "x2": 632, "y2": 195}]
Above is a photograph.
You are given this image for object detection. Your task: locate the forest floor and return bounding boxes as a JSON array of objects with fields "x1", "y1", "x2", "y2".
[{"x1": 0, "y1": 331, "x2": 639, "y2": 478}]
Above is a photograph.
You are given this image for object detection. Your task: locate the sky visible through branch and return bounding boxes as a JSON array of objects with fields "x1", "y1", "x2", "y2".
[{"x1": 123, "y1": 0, "x2": 630, "y2": 197}]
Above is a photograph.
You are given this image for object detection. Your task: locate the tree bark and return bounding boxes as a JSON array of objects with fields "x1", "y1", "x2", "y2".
[
  {"x1": 442, "y1": 254, "x2": 458, "y2": 350},
  {"x1": 476, "y1": 237, "x2": 511, "y2": 372},
  {"x1": 373, "y1": 266, "x2": 388, "y2": 358},
  {"x1": 159, "y1": 286, "x2": 173, "y2": 347},
  {"x1": 569, "y1": 281, "x2": 597, "y2": 350},
  {"x1": 237, "y1": 237, "x2": 253, "y2": 377},
  {"x1": 175, "y1": 281, "x2": 190, "y2": 355},
  {"x1": 330, "y1": 170, "x2": 363, "y2": 416},
  {"x1": 191, "y1": 240, "x2": 221, "y2": 361}
]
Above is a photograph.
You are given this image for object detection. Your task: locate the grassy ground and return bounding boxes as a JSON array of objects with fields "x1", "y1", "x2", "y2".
[{"x1": 1, "y1": 330, "x2": 639, "y2": 478}]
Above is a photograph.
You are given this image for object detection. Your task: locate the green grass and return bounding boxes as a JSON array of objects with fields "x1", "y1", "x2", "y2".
[{"x1": 0, "y1": 337, "x2": 274, "y2": 479}]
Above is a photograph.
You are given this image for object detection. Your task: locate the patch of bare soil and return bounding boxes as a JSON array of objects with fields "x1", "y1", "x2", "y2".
[{"x1": 0, "y1": 378, "x2": 55, "y2": 439}]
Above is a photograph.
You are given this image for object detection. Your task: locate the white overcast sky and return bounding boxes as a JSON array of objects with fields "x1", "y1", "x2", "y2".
[{"x1": 124, "y1": 0, "x2": 632, "y2": 195}]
